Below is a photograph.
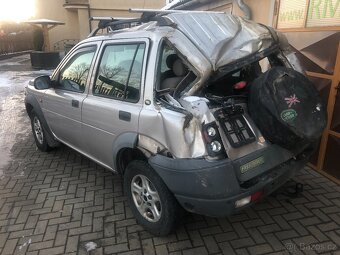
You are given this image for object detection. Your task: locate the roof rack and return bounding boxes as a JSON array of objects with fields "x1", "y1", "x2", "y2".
[
  {"x1": 88, "y1": 9, "x2": 226, "y2": 37},
  {"x1": 129, "y1": 8, "x2": 224, "y2": 15},
  {"x1": 88, "y1": 16, "x2": 141, "y2": 37}
]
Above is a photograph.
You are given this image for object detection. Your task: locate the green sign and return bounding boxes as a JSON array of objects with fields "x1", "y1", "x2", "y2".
[
  {"x1": 278, "y1": 0, "x2": 340, "y2": 29},
  {"x1": 240, "y1": 156, "x2": 265, "y2": 174},
  {"x1": 281, "y1": 109, "x2": 298, "y2": 122}
]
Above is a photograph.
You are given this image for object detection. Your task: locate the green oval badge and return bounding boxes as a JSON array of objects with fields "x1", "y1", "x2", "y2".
[{"x1": 281, "y1": 109, "x2": 298, "y2": 122}]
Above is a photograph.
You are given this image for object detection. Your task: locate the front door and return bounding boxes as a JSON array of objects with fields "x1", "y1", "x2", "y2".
[
  {"x1": 43, "y1": 44, "x2": 98, "y2": 150},
  {"x1": 81, "y1": 39, "x2": 149, "y2": 169}
]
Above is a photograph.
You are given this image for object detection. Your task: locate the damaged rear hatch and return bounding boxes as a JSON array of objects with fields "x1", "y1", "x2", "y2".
[
  {"x1": 156, "y1": 12, "x2": 325, "y2": 184},
  {"x1": 163, "y1": 12, "x2": 277, "y2": 95}
]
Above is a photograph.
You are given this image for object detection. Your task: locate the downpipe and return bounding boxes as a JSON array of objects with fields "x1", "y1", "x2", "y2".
[{"x1": 235, "y1": 0, "x2": 252, "y2": 20}]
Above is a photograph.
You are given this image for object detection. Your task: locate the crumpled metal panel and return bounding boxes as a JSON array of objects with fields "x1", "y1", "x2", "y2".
[
  {"x1": 138, "y1": 107, "x2": 207, "y2": 159},
  {"x1": 165, "y1": 13, "x2": 275, "y2": 70}
]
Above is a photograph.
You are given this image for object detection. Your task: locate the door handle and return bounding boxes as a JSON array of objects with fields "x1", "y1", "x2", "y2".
[
  {"x1": 119, "y1": 111, "x2": 131, "y2": 122},
  {"x1": 72, "y1": 99, "x2": 79, "y2": 108}
]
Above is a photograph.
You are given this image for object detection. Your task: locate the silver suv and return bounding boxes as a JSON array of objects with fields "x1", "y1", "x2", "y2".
[{"x1": 25, "y1": 11, "x2": 326, "y2": 236}]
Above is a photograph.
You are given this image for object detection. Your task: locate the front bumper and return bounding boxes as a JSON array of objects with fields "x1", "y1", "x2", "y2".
[{"x1": 148, "y1": 146, "x2": 309, "y2": 217}]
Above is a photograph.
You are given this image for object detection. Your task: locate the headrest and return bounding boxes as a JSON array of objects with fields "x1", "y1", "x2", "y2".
[
  {"x1": 166, "y1": 54, "x2": 178, "y2": 69},
  {"x1": 173, "y1": 59, "x2": 187, "y2": 77}
]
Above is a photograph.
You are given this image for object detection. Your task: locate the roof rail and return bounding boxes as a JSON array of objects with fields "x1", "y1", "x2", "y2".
[
  {"x1": 88, "y1": 9, "x2": 226, "y2": 37},
  {"x1": 129, "y1": 8, "x2": 225, "y2": 14},
  {"x1": 88, "y1": 16, "x2": 141, "y2": 37},
  {"x1": 129, "y1": 8, "x2": 225, "y2": 23}
]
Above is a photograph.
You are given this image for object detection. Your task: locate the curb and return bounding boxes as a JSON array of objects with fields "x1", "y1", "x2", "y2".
[{"x1": 0, "y1": 50, "x2": 32, "y2": 61}]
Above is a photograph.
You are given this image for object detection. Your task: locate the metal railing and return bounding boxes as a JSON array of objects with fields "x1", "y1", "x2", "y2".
[
  {"x1": 54, "y1": 39, "x2": 79, "y2": 53},
  {"x1": 0, "y1": 32, "x2": 33, "y2": 55},
  {"x1": 64, "y1": 0, "x2": 89, "y2": 4}
]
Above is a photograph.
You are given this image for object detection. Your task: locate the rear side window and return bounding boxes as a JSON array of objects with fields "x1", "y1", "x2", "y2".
[
  {"x1": 160, "y1": 44, "x2": 176, "y2": 74},
  {"x1": 93, "y1": 43, "x2": 145, "y2": 102}
]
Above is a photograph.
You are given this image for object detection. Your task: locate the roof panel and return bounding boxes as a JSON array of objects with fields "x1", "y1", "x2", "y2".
[{"x1": 166, "y1": 13, "x2": 275, "y2": 70}]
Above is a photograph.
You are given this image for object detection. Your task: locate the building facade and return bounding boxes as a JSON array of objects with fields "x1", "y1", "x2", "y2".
[{"x1": 33, "y1": 0, "x2": 166, "y2": 51}]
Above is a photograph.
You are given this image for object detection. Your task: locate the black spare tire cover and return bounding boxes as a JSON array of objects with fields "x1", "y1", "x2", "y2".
[{"x1": 248, "y1": 67, "x2": 326, "y2": 151}]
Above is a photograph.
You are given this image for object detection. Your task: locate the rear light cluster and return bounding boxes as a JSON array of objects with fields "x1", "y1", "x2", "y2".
[
  {"x1": 235, "y1": 191, "x2": 263, "y2": 208},
  {"x1": 202, "y1": 122, "x2": 226, "y2": 158}
]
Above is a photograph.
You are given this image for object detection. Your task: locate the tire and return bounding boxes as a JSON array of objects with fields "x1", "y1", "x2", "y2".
[
  {"x1": 30, "y1": 110, "x2": 52, "y2": 152},
  {"x1": 124, "y1": 160, "x2": 181, "y2": 236}
]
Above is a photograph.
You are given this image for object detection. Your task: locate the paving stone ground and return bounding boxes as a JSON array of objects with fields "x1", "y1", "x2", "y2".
[
  {"x1": 0, "y1": 56, "x2": 340, "y2": 254},
  {"x1": 0, "y1": 100, "x2": 339, "y2": 255}
]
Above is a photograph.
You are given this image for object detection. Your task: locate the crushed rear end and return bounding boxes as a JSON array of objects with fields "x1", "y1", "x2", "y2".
[{"x1": 138, "y1": 13, "x2": 327, "y2": 216}]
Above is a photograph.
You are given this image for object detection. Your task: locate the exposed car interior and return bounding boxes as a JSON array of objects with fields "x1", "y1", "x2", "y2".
[{"x1": 156, "y1": 42, "x2": 198, "y2": 103}]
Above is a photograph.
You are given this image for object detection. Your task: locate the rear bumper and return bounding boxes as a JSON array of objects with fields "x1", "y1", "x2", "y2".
[{"x1": 148, "y1": 147, "x2": 309, "y2": 217}]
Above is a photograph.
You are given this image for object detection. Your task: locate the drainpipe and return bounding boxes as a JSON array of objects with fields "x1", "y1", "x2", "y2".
[
  {"x1": 235, "y1": 0, "x2": 252, "y2": 20},
  {"x1": 87, "y1": 0, "x2": 92, "y2": 31},
  {"x1": 87, "y1": 5, "x2": 92, "y2": 31}
]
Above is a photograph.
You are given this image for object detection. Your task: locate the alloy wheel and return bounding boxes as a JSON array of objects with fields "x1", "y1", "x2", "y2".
[
  {"x1": 131, "y1": 174, "x2": 162, "y2": 222},
  {"x1": 33, "y1": 116, "x2": 44, "y2": 144}
]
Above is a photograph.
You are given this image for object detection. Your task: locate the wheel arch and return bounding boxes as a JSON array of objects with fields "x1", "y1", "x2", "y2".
[
  {"x1": 25, "y1": 94, "x2": 59, "y2": 147},
  {"x1": 113, "y1": 132, "x2": 147, "y2": 175}
]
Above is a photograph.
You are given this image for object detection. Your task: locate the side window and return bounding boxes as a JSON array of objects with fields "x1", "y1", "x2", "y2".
[
  {"x1": 57, "y1": 46, "x2": 96, "y2": 93},
  {"x1": 155, "y1": 41, "x2": 196, "y2": 96},
  {"x1": 94, "y1": 43, "x2": 145, "y2": 102},
  {"x1": 160, "y1": 44, "x2": 176, "y2": 74}
]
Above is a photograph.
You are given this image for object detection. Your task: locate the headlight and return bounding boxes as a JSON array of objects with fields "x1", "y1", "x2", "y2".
[
  {"x1": 210, "y1": 141, "x2": 222, "y2": 152},
  {"x1": 207, "y1": 126, "x2": 217, "y2": 137}
]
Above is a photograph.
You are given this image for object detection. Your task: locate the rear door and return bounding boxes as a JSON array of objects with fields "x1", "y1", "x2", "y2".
[
  {"x1": 81, "y1": 38, "x2": 149, "y2": 169},
  {"x1": 43, "y1": 42, "x2": 100, "y2": 150}
]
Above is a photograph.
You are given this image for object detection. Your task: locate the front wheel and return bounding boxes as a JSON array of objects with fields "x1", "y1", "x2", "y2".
[
  {"x1": 124, "y1": 160, "x2": 181, "y2": 236},
  {"x1": 30, "y1": 110, "x2": 52, "y2": 152}
]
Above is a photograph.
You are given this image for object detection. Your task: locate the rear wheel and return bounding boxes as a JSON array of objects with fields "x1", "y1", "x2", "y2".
[
  {"x1": 124, "y1": 160, "x2": 181, "y2": 236},
  {"x1": 30, "y1": 110, "x2": 52, "y2": 152}
]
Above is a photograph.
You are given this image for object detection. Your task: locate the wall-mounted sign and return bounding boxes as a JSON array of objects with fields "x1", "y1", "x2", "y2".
[
  {"x1": 278, "y1": 0, "x2": 340, "y2": 29},
  {"x1": 277, "y1": 0, "x2": 307, "y2": 28},
  {"x1": 307, "y1": 0, "x2": 340, "y2": 27}
]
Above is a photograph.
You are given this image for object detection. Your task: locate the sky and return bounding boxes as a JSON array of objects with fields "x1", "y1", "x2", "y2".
[{"x1": 0, "y1": 0, "x2": 35, "y2": 22}]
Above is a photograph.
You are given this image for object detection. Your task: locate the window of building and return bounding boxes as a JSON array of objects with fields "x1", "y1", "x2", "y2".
[
  {"x1": 277, "y1": 0, "x2": 340, "y2": 29},
  {"x1": 94, "y1": 43, "x2": 145, "y2": 102},
  {"x1": 57, "y1": 46, "x2": 96, "y2": 93}
]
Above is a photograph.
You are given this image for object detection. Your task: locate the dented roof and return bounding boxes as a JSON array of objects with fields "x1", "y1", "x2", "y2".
[
  {"x1": 83, "y1": 12, "x2": 278, "y2": 75},
  {"x1": 164, "y1": 13, "x2": 275, "y2": 70}
]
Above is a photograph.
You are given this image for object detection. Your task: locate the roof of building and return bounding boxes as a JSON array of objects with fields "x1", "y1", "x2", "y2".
[{"x1": 24, "y1": 19, "x2": 65, "y2": 25}]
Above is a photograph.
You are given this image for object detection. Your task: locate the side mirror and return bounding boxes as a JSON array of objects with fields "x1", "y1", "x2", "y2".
[{"x1": 34, "y1": 75, "x2": 52, "y2": 90}]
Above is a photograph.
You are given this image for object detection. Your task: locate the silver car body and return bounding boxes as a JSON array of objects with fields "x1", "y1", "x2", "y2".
[{"x1": 26, "y1": 12, "x2": 302, "y2": 172}]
